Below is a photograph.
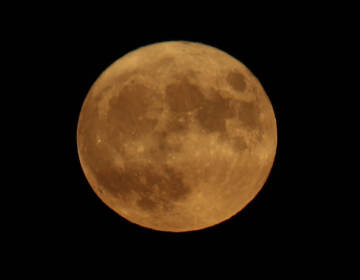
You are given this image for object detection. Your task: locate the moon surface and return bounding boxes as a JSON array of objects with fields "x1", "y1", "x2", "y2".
[{"x1": 77, "y1": 41, "x2": 277, "y2": 232}]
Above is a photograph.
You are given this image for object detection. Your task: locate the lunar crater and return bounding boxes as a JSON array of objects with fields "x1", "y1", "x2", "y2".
[
  {"x1": 227, "y1": 71, "x2": 247, "y2": 92},
  {"x1": 122, "y1": 164, "x2": 191, "y2": 213}
]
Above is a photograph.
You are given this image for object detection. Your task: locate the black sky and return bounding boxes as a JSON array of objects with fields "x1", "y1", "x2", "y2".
[{"x1": 9, "y1": 8, "x2": 339, "y2": 268}]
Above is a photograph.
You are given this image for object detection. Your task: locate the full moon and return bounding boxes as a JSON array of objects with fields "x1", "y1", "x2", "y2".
[{"x1": 77, "y1": 41, "x2": 277, "y2": 232}]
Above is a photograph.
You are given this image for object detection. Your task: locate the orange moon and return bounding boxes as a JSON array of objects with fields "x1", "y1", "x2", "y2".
[{"x1": 77, "y1": 41, "x2": 277, "y2": 232}]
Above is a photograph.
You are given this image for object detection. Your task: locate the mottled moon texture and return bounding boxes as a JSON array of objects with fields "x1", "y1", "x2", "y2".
[{"x1": 77, "y1": 41, "x2": 277, "y2": 232}]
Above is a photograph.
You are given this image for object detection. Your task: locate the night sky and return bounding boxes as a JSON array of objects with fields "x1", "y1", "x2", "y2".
[{"x1": 10, "y1": 8, "x2": 336, "y2": 269}]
